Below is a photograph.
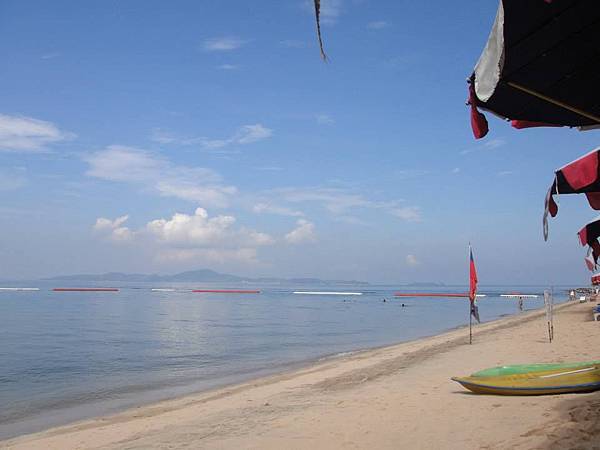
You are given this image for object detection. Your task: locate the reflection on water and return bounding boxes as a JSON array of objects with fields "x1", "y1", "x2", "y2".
[{"x1": 0, "y1": 282, "x2": 561, "y2": 439}]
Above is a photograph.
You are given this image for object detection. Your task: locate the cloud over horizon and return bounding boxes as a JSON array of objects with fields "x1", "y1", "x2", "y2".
[
  {"x1": 285, "y1": 219, "x2": 316, "y2": 244},
  {"x1": 94, "y1": 215, "x2": 133, "y2": 241},
  {"x1": 0, "y1": 113, "x2": 74, "y2": 152},
  {"x1": 269, "y1": 186, "x2": 421, "y2": 221},
  {"x1": 202, "y1": 36, "x2": 247, "y2": 51},
  {"x1": 151, "y1": 124, "x2": 272, "y2": 151},
  {"x1": 85, "y1": 145, "x2": 237, "y2": 207},
  {"x1": 94, "y1": 208, "x2": 275, "y2": 265}
]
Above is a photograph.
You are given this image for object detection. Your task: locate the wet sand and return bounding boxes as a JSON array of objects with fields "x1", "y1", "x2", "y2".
[{"x1": 3, "y1": 300, "x2": 599, "y2": 450}]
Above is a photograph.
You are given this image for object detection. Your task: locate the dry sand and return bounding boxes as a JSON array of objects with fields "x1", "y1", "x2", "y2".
[{"x1": 3, "y1": 301, "x2": 600, "y2": 450}]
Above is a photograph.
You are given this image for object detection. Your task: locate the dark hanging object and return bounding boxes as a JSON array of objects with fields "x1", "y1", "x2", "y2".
[
  {"x1": 467, "y1": 0, "x2": 600, "y2": 138},
  {"x1": 314, "y1": 0, "x2": 327, "y2": 61}
]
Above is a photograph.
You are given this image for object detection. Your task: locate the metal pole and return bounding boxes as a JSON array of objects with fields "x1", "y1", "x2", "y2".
[
  {"x1": 469, "y1": 303, "x2": 473, "y2": 345},
  {"x1": 507, "y1": 81, "x2": 600, "y2": 124},
  {"x1": 550, "y1": 287, "x2": 554, "y2": 341}
]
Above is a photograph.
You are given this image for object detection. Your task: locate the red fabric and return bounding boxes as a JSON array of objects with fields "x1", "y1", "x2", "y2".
[
  {"x1": 578, "y1": 225, "x2": 588, "y2": 246},
  {"x1": 585, "y1": 255, "x2": 596, "y2": 271},
  {"x1": 469, "y1": 247, "x2": 478, "y2": 302},
  {"x1": 468, "y1": 84, "x2": 489, "y2": 139},
  {"x1": 592, "y1": 240, "x2": 600, "y2": 263},
  {"x1": 511, "y1": 120, "x2": 561, "y2": 129},
  {"x1": 586, "y1": 192, "x2": 600, "y2": 210},
  {"x1": 548, "y1": 194, "x2": 558, "y2": 217},
  {"x1": 561, "y1": 151, "x2": 599, "y2": 190}
]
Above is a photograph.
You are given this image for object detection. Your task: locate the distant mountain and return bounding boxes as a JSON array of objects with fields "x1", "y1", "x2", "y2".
[{"x1": 45, "y1": 269, "x2": 369, "y2": 285}]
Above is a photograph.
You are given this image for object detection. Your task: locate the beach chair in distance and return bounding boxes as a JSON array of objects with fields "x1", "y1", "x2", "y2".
[
  {"x1": 594, "y1": 305, "x2": 600, "y2": 322},
  {"x1": 580, "y1": 296, "x2": 588, "y2": 303}
]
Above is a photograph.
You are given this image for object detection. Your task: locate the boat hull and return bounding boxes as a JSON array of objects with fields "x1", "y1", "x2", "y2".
[
  {"x1": 471, "y1": 361, "x2": 600, "y2": 377},
  {"x1": 452, "y1": 366, "x2": 600, "y2": 396}
]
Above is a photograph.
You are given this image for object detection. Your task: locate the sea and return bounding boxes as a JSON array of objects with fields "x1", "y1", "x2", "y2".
[{"x1": 0, "y1": 281, "x2": 566, "y2": 439}]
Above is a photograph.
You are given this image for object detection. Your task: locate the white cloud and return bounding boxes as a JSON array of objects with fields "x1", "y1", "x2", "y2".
[
  {"x1": 203, "y1": 37, "x2": 246, "y2": 51},
  {"x1": 485, "y1": 138, "x2": 506, "y2": 149},
  {"x1": 94, "y1": 215, "x2": 129, "y2": 231},
  {"x1": 367, "y1": 21, "x2": 388, "y2": 29},
  {"x1": 95, "y1": 208, "x2": 275, "y2": 264},
  {"x1": 269, "y1": 186, "x2": 422, "y2": 222},
  {"x1": 217, "y1": 64, "x2": 239, "y2": 70},
  {"x1": 150, "y1": 129, "x2": 178, "y2": 144},
  {"x1": 150, "y1": 123, "x2": 273, "y2": 150},
  {"x1": 406, "y1": 254, "x2": 419, "y2": 267},
  {"x1": 452, "y1": 167, "x2": 461, "y2": 174},
  {"x1": 391, "y1": 206, "x2": 422, "y2": 222},
  {"x1": 236, "y1": 124, "x2": 272, "y2": 144},
  {"x1": 85, "y1": 145, "x2": 236, "y2": 207},
  {"x1": 0, "y1": 114, "x2": 74, "y2": 152},
  {"x1": 309, "y1": 0, "x2": 344, "y2": 25},
  {"x1": 94, "y1": 215, "x2": 133, "y2": 241},
  {"x1": 146, "y1": 207, "x2": 274, "y2": 248},
  {"x1": 461, "y1": 138, "x2": 506, "y2": 155},
  {"x1": 315, "y1": 113, "x2": 335, "y2": 125},
  {"x1": 253, "y1": 203, "x2": 304, "y2": 217},
  {"x1": 277, "y1": 187, "x2": 374, "y2": 214},
  {"x1": 285, "y1": 219, "x2": 316, "y2": 244}
]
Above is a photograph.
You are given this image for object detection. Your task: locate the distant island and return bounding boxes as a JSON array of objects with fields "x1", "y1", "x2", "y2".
[{"x1": 45, "y1": 269, "x2": 370, "y2": 286}]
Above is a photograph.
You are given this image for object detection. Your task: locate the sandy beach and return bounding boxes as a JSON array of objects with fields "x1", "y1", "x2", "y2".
[{"x1": 3, "y1": 300, "x2": 599, "y2": 450}]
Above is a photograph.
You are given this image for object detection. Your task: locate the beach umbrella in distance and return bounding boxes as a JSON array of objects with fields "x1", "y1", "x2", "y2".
[
  {"x1": 543, "y1": 147, "x2": 600, "y2": 240},
  {"x1": 467, "y1": 0, "x2": 600, "y2": 139},
  {"x1": 578, "y1": 217, "x2": 600, "y2": 269}
]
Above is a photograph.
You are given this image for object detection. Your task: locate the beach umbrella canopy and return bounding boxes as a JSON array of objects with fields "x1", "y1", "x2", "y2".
[
  {"x1": 543, "y1": 147, "x2": 600, "y2": 240},
  {"x1": 578, "y1": 217, "x2": 600, "y2": 270},
  {"x1": 467, "y1": 0, "x2": 600, "y2": 139}
]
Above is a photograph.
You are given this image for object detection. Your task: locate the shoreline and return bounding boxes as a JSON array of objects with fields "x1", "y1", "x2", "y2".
[
  {"x1": 0, "y1": 298, "x2": 546, "y2": 441},
  {"x1": 0, "y1": 302, "x2": 553, "y2": 441},
  {"x1": 4, "y1": 300, "x2": 600, "y2": 449}
]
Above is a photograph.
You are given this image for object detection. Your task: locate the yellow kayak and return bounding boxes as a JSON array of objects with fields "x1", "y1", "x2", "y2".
[{"x1": 452, "y1": 365, "x2": 600, "y2": 395}]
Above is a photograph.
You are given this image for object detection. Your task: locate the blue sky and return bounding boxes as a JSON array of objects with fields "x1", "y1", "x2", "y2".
[{"x1": 1, "y1": 0, "x2": 599, "y2": 284}]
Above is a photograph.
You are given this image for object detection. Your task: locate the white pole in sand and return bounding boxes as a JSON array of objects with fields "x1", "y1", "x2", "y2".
[{"x1": 469, "y1": 304, "x2": 472, "y2": 345}]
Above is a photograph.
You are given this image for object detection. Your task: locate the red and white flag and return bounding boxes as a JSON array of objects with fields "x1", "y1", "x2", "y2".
[{"x1": 469, "y1": 245, "x2": 480, "y2": 323}]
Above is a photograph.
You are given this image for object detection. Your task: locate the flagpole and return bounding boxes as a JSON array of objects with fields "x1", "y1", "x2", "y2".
[
  {"x1": 468, "y1": 243, "x2": 473, "y2": 345},
  {"x1": 469, "y1": 303, "x2": 472, "y2": 345}
]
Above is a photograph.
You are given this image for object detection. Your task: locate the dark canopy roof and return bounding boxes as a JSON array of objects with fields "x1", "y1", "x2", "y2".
[
  {"x1": 543, "y1": 147, "x2": 600, "y2": 240},
  {"x1": 468, "y1": 0, "x2": 600, "y2": 138},
  {"x1": 578, "y1": 217, "x2": 600, "y2": 269}
]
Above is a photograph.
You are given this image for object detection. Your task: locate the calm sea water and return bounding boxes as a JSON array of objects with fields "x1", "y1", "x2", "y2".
[{"x1": 0, "y1": 282, "x2": 564, "y2": 439}]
